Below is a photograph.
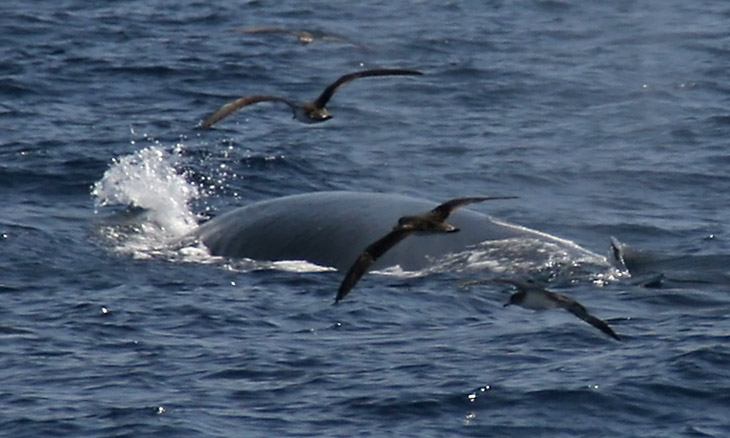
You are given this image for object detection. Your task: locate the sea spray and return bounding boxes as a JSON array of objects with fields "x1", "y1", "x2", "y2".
[{"x1": 92, "y1": 144, "x2": 203, "y2": 258}]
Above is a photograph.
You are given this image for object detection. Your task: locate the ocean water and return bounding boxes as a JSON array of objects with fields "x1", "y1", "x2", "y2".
[{"x1": 2, "y1": 0, "x2": 730, "y2": 436}]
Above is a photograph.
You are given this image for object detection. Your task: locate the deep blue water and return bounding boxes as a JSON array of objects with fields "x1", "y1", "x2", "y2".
[{"x1": 2, "y1": 1, "x2": 730, "y2": 436}]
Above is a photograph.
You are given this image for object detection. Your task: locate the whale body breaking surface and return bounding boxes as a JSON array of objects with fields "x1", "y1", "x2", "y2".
[{"x1": 191, "y1": 191, "x2": 605, "y2": 271}]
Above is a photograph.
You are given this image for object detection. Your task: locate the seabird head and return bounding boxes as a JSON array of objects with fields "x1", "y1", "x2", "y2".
[
  {"x1": 294, "y1": 104, "x2": 332, "y2": 123},
  {"x1": 307, "y1": 107, "x2": 332, "y2": 121},
  {"x1": 437, "y1": 223, "x2": 459, "y2": 233},
  {"x1": 395, "y1": 215, "x2": 459, "y2": 233}
]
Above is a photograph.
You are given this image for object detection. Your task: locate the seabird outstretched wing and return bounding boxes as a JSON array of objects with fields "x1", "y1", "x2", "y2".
[
  {"x1": 427, "y1": 196, "x2": 517, "y2": 222},
  {"x1": 562, "y1": 298, "x2": 621, "y2": 341},
  {"x1": 312, "y1": 68, "x2": 423, "y2": 109},
  {"x1": 335, "y1": 228, "x2": 410, "y2": 303},
  {"x1": 200, "y1": 95, "x2": 296, "y2": 129},
  {"x1": 335, "y1": 196, "x2": 515, "y2": 303}
]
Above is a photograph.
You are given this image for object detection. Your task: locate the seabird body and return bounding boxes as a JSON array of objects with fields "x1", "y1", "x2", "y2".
[
  {"x1": 200, "y1": 68, "x2": 422, "y2": 129},
  {"x1": 335, "y1": 196, "x2": 517, "y2": 303},
  {"x1": 234, "y1": 27, "x2": 366, "y2": 47},
  {"x1": 500, "y1": 279, "x2": 621, "y2": 341}
]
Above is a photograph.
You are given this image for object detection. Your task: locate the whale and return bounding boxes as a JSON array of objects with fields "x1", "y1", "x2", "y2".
[{"x1": 188, "y1": 191, "x2": 606, "y2": 272}]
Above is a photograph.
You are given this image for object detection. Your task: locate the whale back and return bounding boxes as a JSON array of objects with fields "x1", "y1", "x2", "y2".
[
  {"x1": 193, "y1": 191, "x2": 600, "y2": 271},
  {"x1": 194, "y1": 192, "x2": 525, "y2": 270}
]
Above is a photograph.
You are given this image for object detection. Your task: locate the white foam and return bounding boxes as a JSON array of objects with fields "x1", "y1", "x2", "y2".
[
  {"x1": 426, "y1": 237, "x2": 612, "y2": 280},
  {"x1": 92, "y1": 144, "x2": 205, "y2": 259},
  {"x1": 92, "y1": 144, "x2": 199, "y2": 236}
]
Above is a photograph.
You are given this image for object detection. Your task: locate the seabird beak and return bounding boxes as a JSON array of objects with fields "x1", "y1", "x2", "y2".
[{"x1": 443, "y1": 223, "x2": 459, "y2": 233}]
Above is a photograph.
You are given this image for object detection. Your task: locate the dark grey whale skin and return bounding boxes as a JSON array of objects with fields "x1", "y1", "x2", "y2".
[{"x1": 193, "y1": 191, "x2": 602, "y2": 271}]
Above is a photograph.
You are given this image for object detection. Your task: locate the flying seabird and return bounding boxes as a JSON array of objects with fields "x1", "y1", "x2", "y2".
[
  {"x1": 233, "y1": 27, "x2": 368, "y2": 48},
  {"x1": 334, "y1": 196, "x2": 517, "y2": 303},
  {"x1": 199, "y1": 68, "x2": 423, "y2": 129},
  {"x1": 499, "y1": 279, "x2": 621, "y2": 341}
]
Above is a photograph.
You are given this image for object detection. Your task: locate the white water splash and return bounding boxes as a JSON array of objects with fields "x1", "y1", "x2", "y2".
[
  {"x1": 429, "y1": 237, "x2": 624, "y2": 283},
  {"x1": 91, "y1": 144, "x2": 203, "y2": 258}
]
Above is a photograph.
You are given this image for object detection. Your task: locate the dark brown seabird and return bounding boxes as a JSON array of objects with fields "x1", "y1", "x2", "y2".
[
  {"x1": 334, "y1": 196, "x2": 517, "y2": 303},
  {"x1": 498, "y1": 279, "x2": 621, "y2": 341},
  {"x1": 199, "y1": 68, "x2": 423, "y2": 129}
]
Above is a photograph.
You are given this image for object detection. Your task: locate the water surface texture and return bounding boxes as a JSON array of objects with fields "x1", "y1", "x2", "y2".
[{"x1": 2, "y1": 1, "x2": 729, "y2": 437}]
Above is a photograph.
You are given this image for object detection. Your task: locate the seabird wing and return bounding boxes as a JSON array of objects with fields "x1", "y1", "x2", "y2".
[
  {"x1": 319, "y1": 34, "x2": 370, "y2": 50},
  {"x1": 335, "y1": 228, "x2": 410, "y2": 303},
  {"x1": 233, "y1": 27, "x2": 299, "y2": 36},
  {"x1": 564, "y1": 299, "x2": 621, "y2": 341},
  {"x1": 200, "y1": 95, "x2": 296, "y2": 129},
  {"x1": 233, "y1": 27, "x2": 318, "y2": 44},
  {"x1": 490, "y1": 278, "x2": 527, "y2": 288},
  {"x1": 312, "y1": 68, "x2": 423, "y2": 108},
  {"x1": 429, "y1": 196, "x2": 518, "y2": 222}
]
